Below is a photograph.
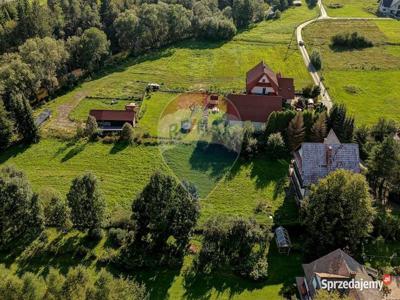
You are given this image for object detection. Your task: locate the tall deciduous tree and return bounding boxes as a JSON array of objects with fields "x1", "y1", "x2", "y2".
[
  {"x1": 79, "y1": 27, "x2": 110, "y2": 72},
  {"x1": 0, "y1": 53, "x2": 37, "y2": 107},
  {"x1": 18, "y1": 37, "x2": 69, "y2": 93},
  {"x1": 122, "y1": 172, "x2": 199, "y2": 267},
  {"x1": 85, "y1": 115, "x2": 98, "y2": 139},
  {"x1": 232, "y1": 0, "x2": 259, "y2": 27},
  {"x1": 120, "y1": 122, "x2": 135, "y2": 144},
  {"x1": 113, "y1": 10, "x2": 139, "y2": 51},
  {"x1": 43, "y1": 193, "x2": 72, "y2": 230},
  {"x1": 0, "y1": 166, "x2": 43, "y2": 249},
  {"x1": 286, "y1": 112, "x2": 305, "y2": 151},
  {"x1": 67, "y1": 172, "x2": 106, "y2": 230},
  {"x1": 301, "y1": 169, "x2": 375, "y2": 256}
]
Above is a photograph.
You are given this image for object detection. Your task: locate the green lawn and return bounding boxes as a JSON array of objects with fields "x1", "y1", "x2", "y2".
[
  {"x1": 303, "y1": 19, "x2": 400, "y2": 125},
  {"x1": 0, "y1": 137, "x2": 297, "y2": 226},
  {"x1": 0, "y1": 139, "x2": 168, "y2": 212},
  {"x1": 69, "y1": 98, "x2": 134, "y2": 122},
  {"x1": 139, "y1": 92, "x2": 180, "y2": 137},
  {"x1": 323, "y1": 0, "x2": 379, "y2": 18},
  {"x1": 162, "y1": 143, "x2": 239, "y2": 199}
]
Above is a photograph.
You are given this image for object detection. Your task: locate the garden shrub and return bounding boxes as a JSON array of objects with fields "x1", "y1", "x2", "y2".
[
  {"x1": 331, "y1": 32, "x2": 373, "y2": 49},
  {"x1": 89, "y1": 228, "x2": 104, "y2": 241},
  {"x1": 266, "y1": 132, "x2": 287, "y2": 159},
  {"x1": 109, "y1": 228, "x2": 128, "y2": 247}
]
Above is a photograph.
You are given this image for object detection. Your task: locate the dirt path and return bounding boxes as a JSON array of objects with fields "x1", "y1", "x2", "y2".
[{"x1": 50, "y1": 91, "x2": 88, "y2": 131}]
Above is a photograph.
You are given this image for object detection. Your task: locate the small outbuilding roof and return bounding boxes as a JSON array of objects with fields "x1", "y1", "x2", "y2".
[
  {"x1": 275, "y1": 226, "x2": 291, "y2": 248},
  {"x1": 89, "y1": 110, "x2": 135, "y2": 122}
]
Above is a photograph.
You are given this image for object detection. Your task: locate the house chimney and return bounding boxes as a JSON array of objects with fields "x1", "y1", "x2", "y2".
[
  {"x1": 326, "y1": 146, "x2": 333, "y2": 167},
  {"x1": 350, "y1": 271, "x2": 357, "y2": 279},
  {"x1": 125, "y1": 103, "x2": 136, "y2": 111}
]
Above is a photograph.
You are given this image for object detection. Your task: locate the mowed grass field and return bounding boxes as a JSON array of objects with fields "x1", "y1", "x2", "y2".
[
  {"x1": 0, "y1": 136, "x2": 296, "y2": 226},
  {"x1": 323, "y1": 0, "x2": 379, "y2": 18},
  {"x1": 303, "y1": 19, "x2": 400, "y2": 125}
]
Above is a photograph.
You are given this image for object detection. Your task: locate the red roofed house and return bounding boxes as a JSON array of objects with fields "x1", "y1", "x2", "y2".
[
  {"x1": 227, "y1": 61, "x2": 295, "y2": 128},
  {"x1": 89, "y1": 103, "x2": 136, "y2": 132}
]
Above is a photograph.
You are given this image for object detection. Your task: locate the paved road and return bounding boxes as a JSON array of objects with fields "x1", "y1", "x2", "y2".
[
  {"x1": 296, "y1": 0, "x2": 332, "y2": 109},
  {"x1": 295, "y1": 0, "x2": 391, "y2": 111}
]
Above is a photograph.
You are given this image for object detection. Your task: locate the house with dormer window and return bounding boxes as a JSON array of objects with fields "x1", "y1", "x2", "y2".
[
  {"x1": 296, "y1": 249, "x2": 381, "y2": 300},
  {"x1": 290, "y1": 129, "x2": 361, "y2": 201},
  {"x1": 226, "y1": 61, "x2": 295, "y2": 128}
]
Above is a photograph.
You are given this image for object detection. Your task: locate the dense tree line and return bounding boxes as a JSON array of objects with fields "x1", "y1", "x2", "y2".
[
  {"x1": 262, "y1": 103, "x2": 354, "y2": 157},
  {"x1": 0, "y1": 0, "x2": 266, "y2": 56},
  {"x1": 0, "y1": 265, "x2": 147, "y2": 300}
]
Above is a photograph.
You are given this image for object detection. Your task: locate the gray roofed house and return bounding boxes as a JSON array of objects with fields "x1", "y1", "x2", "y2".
[
  {"x1": 379, "y1": 0, "x2": 400, "y2": 17},
  {"x1": 296, "y1": 249, "x2": 381, "y2": 300},
  {"x1": 290, "y1": 129, "x2": 360, "y2": 201}
]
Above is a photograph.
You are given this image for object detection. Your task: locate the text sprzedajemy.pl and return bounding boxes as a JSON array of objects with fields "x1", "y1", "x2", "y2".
[{"x1": 321, "y1": 278, "x2": 384, "y2": 292}]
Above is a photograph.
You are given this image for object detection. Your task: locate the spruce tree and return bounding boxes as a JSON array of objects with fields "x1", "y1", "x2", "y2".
[
  {"x1": 328, "y1": 104, "x2": 354, "y2": 143},
  {"x1": 286, "y1": 112, "x2": 305, "y2": 151},
  {"x1": 0, "y1": 103, "x2": 13, "y2": 150},
  {"x1": 11, "y1": 93, "x2": 39, "y2": 144},
  {"x1": 310, "y1": 112, "x2": 327, "y2": 142}
]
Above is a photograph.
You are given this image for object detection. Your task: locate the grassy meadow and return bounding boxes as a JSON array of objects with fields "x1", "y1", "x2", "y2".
[
  {"x1": 323, "y1": 0, "x2": 379, "y2": 18},
  {"x1": 0, "y1": 136, "x2": 296, "y2": 226},
  {"x1": 303, "y1": 19, "x2": 400, "y2": 125},
  {"x1": 38, "y1": 4, "x2": 316, "y2": 127},
  {"x1": 0, "y1": 6, "x2": 318, "y2": 299}
]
